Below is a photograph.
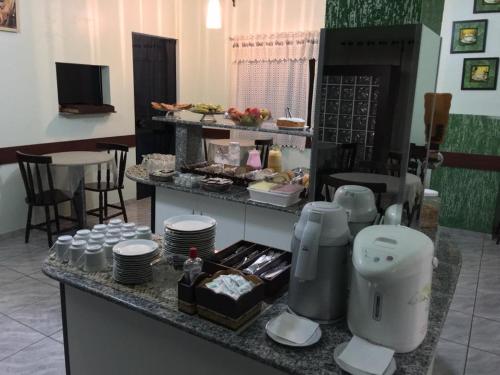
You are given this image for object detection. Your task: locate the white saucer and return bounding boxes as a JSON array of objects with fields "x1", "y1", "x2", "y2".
[
  {"x1": 265, "y1": 321, "x2": 321, "y2": 347},
  {"x1": 334, "y1": 342, "x2": 397, "y2": 375}
]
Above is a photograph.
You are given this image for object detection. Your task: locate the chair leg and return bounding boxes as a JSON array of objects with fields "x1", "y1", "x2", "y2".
[
  {"x1": 53, "y1": 204, "x2": 61, "y2": 235},
  {"x1": 72, "y1": 198, "x2": 82, "y2": 229},
  {"x1": 104, "y1": 191, "x2": 108, "y2": 221},
  {"x1": 44, "y1": 205, "x2": 53, "y2": 247},
  {"x1": 98, "y1": 192, "x2": 104, "y2": 224},
  {"x1": 25, "y1": 205, "x2": 33, "y2": 243},
  {"x1": 118, "y1": 189, "x2": 128, "y2": 222}
]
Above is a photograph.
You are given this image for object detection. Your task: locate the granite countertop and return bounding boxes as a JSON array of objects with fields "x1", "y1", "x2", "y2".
[
  {"x1": 43, "y1": 229, "x2": 460, "y2": 375},
  {"x1": 152, "y1": 111, "x2": 314, "y2": 138},
  {"x1": 126, "y1": 165, "x2": 306, "y2": 215}
]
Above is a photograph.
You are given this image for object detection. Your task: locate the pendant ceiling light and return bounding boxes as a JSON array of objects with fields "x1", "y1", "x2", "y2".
[{"x1": 206, "y1": 0, "x2": 222, "y2": 29}]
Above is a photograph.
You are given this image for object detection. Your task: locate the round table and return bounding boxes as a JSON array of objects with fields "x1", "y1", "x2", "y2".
[
  {"x1": 330, "y1": 172, "x2": 423, "y2": 210},
  {"x1": 46, "y1": 151, "x2": 116, "y2": 227}
]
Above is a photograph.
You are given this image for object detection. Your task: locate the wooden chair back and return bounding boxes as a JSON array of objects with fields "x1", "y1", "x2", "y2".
[
  {"x1": 338, "y1": 143, "x2": 357, "y2": 172},
  {"x1": 16, "y1": 151, "x2": 55, "y2": 205},
  {"x1": 96, "y1": 143, "x2": 129, "y2": 188}
]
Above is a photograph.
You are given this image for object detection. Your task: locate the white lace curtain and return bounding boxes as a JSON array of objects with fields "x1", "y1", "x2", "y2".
[{"x1": 230, "y1": 31, "x2": 320, "y2": 150}]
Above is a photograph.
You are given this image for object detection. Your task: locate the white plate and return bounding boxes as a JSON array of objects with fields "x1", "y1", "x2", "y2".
[
  {"x1": 265, "y1": 319, "x2": 321, "y2": 347},
  {"x1": 164, "y1": 215, "x2": 216, "y2": 232},
  {"x1": 333, "y1": 342, "x2": 397, "y2": 375},
  {"x1": 113, "y1": 240, "x2": 158, "y2": 257}
]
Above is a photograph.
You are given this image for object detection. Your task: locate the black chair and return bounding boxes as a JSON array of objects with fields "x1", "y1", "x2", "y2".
[
  {"x1": 337, "y1": 143, "x2": 357, "y2": 172},
  {"x1": 386, "y1": 152, "x2": 402, "y2": 177},
  {"x1": 85, "y1": 143, "x2": 129, "y2": 224},
  {"x1": 323, "y1": 175, "x2": 387, "y2": 213},
  {"x1": 254, "y1": 139, "x2": 274, "y2": 168},
  {"x1": 17, "y1": 152, "x2": 79, "y2": 247}
]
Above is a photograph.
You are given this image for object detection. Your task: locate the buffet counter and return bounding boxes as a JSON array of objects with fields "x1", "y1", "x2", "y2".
[
  {"x1": 127, "y1": 165, "x2": 306, "y2": 251},
  {"x1": 43, "y1": 229, "x2": 460, "y2": 375}
]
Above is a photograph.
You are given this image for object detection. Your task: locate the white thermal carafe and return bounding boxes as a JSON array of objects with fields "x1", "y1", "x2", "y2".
[
  {"x1": 348, "y1": 225, "x2": 435, "y2": 353},
  {"x1": 288, "y1": 202, "x2": 351, "y2": 322},
  {"x1": 333, "y1": 185, "x2": 378, "y2": 237}
]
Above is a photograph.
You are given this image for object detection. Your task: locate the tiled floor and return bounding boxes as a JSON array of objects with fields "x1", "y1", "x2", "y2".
[
  {"x1": 0, "y1": 199, "x2": 498, "y2": 374},
  {"x1": 0, "y1": 198, "x2": 150, "y2": 374}
]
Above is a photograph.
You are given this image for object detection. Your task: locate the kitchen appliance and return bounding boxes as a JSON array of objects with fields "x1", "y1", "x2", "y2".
[
  {"x1": 333, "y1": 185, "x2": 378, "y2": 237},
  {"x1": 288, "y1": 201, "x2": 351, "y2": 322},
  {"x1": 348, "y1": 225, "x2": 435, "y2": 353}
]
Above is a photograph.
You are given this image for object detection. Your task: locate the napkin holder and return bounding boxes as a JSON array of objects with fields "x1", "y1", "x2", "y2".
[
  {"x1": 195, "y1": 269, "x2": 265, "y2": 330},
  {"x1": 177, "y1": 272, "x2": 209, "y2": 315}
]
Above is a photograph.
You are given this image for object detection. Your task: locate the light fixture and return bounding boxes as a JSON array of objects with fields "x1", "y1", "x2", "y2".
[{"x1": 206, "y1": 0, "x2": 222, "y2": 29}]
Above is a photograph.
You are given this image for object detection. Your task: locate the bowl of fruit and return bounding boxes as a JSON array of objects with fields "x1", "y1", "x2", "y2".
[{"x1": 228, "y1": 107, "x2": 271, "y2": 127}]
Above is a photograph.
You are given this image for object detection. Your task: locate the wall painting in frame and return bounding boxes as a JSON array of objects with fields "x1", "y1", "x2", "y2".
[
  {"x1": 451, "y1": 19, "x2": 488, "y2": 54},
  {"x1": 461, "y1": 58, "x2": 499, "y2": 90},
  {"x1": 0, "y1": 0, "x2": 17, "y2": 32},
  {"x1": 474, "y1": 0, "x2": 500, "y2": 13}
]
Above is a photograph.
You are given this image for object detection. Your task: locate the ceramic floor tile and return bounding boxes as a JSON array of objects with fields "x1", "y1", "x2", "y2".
[
  {"x1": 477, "y1": 272, "x2": 500, "y2": 293},
  {"x1": 450, "y1": 283, "x2": 476, "y2": 315},
  {"x1": 0, "y1": 337, "x2": 65, "y2": 375},
  {"x1": 0, "y1": 265, "x2": 24, "y2": 284},
  {"x1": 50, "y1": 330, "x2": 64, "y2": 344},
  {"x1": 465, "y1": 347, "x2": 500, "y2": 375},
  {"x1": 469, "y1": 316, "x2": 500, "y2": 356},
  {"x1": 28, "y1": 270, "x2": 60, "y2": 288},
  {"x1": 474, "y1": 289, "x2": 500, "y2": 322},
  {"x1": 433, "y1": 339, "x2": 467, "y2": 375},
  {"x1": 440, "y1": 310, "x2": 473, "y2": 346},
  {"x1": 0, "y1": 314, "x2": 45, "y2": 361},
  {"x1": 0, "y1": 276, "x2": 58, "y2": 314},
  {"x1": 0, "y1": 249, "x2": 49, "y2": 275},
  {"x1": 6, "y1": 295, "x2": 62, "y2": 336}
]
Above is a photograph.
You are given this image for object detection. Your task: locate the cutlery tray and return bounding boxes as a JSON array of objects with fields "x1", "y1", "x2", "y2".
[
  {"x1": 195, "y1": 270, "x2": 265, "y2": 330},
  {"x1": 204, "y1": 240, "x2": 292, "y2": 298}
]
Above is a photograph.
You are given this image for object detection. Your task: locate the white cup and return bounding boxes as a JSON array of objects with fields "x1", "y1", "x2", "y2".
[
  {"x1": 121, "y1": 222, "x2": 136, "y2": 232},
  {"x1": 89, "y1": 233, "x2": 105, "y2": 244},
  {"x1": 76, "y1": 229, "x2": 91, "y2": 238},
  {"x1": 92, "y1": 224, "x2": 108, "y2": 233},
  {"x1": 55, "y1": 235, "x2": 73, "y2": 262},
  {"x1": 84, "y1": 245, "x2": 107, "y2": 273},
  {"x1": 108, "y1": 218, "x2": 123, "y2": 227},
  {"x1": 103, "y1": 238, "x2": 120, "y2": 263},
  {"x1": 69, "y1": 240, "x2": 87, "y2": 266},
  {"x1": 136, "y1": 226, "x2": 152, "y2": 240},
  {"x1": 121, "y1": 232, "x2": 136, "y2": 241},
  {"x1": 106, "y1": 228, "x2": 122, "y2": 238}
]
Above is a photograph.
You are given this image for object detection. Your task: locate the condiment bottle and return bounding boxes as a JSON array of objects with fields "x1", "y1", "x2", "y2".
[
  {"x1": 183, "y1": 247, "x2": 203, "y2": 284},
  {"x1": 268, "y1": 146, "x2": 283, "y2": 172},
  {"x1": 246, "y1": 149, "x2": 262, "y2": 170}
]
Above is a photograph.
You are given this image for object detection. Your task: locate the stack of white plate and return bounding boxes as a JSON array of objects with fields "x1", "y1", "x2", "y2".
[
  {"x1": 164, "y1": 215, "x2": 216, "y2": 267},
  {"x1": 112, "y1": 240, "x2": 159, "y2": 285}
]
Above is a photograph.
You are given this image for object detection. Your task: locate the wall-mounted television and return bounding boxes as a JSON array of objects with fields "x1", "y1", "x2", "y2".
[{"x1": 56, "y1": 62, "x2": 114, "y2": 114}]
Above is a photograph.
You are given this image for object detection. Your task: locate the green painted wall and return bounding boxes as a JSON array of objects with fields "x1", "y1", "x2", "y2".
[
  {"x1": 430, "y1": 114, "x2": 500, "y2": 233},
  {"x1": 325, "y1": 0, "x2": 443, "y2": 33}
]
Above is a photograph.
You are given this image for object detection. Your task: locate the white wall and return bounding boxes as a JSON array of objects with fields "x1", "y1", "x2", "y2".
[
  {"x1": 437, "y1": 0, "x2": 500, "y2": 116},
  {"x1": 0, "y1": 0, "x2": 181, "y2": 234}
]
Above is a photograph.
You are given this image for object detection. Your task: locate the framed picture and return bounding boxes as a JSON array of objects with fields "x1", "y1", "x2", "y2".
[
  {"x1": 461, "y1": 58, "x2": 499, "y2": 90},
  {"x1": 451, "y1": 19, "x2": 488, "y2": 54},
  {"x1": 474, "y1": 0, "x2": 500, "y2": 13},
  {"x1": 0, "y1": 0, "x2": 18, "y2": 32}
]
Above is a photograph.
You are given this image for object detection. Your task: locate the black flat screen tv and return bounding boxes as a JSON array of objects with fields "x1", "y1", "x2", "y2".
[{"x1": 56, "y1": 62, "x2": 103, "y2": 106}]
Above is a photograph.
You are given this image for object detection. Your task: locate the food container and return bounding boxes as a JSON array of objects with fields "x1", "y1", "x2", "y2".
[
  {"x1": 200, "y1": 178, "x2": 233, "y2": 192},
  {"x1": 276, "y1": 117, "x2": 306, "y2": 129},
  {"x1": 247, "y1": 183, "x2": 303, "y2": 207},
  {"x1": 205, "y1": 240, "x2": 292, "y2": 298},
  {"x1": 195, "y1": 269, "x2": 265, "y2": 330}
]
